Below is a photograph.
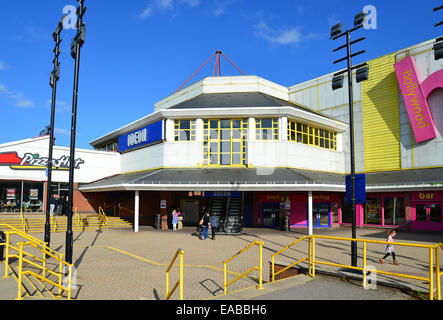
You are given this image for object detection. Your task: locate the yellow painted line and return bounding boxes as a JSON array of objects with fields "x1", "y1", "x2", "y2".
[{"x1": 73, "y1": 245, "x2": 242, "y2": 276}]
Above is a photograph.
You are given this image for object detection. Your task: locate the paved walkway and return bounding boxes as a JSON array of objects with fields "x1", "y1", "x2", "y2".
[{"x1": 1, "y1": 226, "x2": 442, "y2": 300}]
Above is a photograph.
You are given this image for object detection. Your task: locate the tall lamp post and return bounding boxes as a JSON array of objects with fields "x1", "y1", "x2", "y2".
[
  {"x1": 44, "y1": 19, "x2": 64, "y2": 247},
  {"x1": 330, "y1": 12, "x2": 369, "y2": 267},
  {"x1": 66, "y1": 0, "x2": 86, "y2": 264}
]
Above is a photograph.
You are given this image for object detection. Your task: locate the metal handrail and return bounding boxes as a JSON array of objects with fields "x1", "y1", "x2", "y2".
[
  {"x1": 274, "y1": 235, "x2": 441, "y2": 300},
  {"x1": 16, "y1": 241, "x2": 73, "y2": 300},
  {"x1": 271, "y1": 236, "x2": 310, "y2": 282},
  {"x1": 165, "y1": 249, "x2": 184, "y2": 300},
  {"x1": 98, "y1": 207, "x2": 109, "y2": 229},
  {"x1": 74, "y1": 208, "x2": 85, "y2": 229},
  {"x1": 223, "y1": 241, "x2": 263, "y2": 295}
]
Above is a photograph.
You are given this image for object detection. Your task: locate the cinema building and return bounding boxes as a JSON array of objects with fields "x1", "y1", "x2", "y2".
[{"x1": 1, "y1": 38, "x2": 442, "y2": 234}]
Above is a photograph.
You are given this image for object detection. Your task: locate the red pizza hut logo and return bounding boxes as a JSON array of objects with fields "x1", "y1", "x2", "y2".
[{"x1": 0, "y1": 152, "x2": 84, "y2": 171}]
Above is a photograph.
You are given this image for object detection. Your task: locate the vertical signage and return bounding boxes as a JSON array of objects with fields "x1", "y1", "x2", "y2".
[{"x1": 394, "y1": 56, "x2": 437, "y2": 143}]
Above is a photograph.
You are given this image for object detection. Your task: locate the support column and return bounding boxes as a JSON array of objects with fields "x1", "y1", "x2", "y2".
[
  {"x1": 134, "y1": 191, "x2": 140, "y2": 233},
  {"x1": 308, "y1": 191, "x2": 313, "y2": 236}
]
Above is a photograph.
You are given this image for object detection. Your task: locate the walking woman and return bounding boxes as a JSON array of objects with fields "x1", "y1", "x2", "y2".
[
  {"x1": 172, "y1": 209, "x2": 179, "y2": 231},
  {"x1": 379, "y1": 229, "x2": 400, "y2": 265}
]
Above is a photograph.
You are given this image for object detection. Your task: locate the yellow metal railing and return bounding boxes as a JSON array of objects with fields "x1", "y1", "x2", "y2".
[
  {"x1": 98, "y1": 207, "x2": 109, "y2": 229},
  {"x1": 15, "y1": 241, "x2": 73, "y2": 300},
  {"x1": 0, "y1": 224, "x2": 73, "y2": 300},
  {"x1": 50, "y1": 214, "x2": 58, "y2": 233},
  {"x1": 74, "y1": 208, "x2": 85, "y2": 230},
  {"x1": 437, "y1": 243, "x2": 442, "y2": 301},
  {"x1": 223, "y1": 241, "x2": 264, "y2": 295},
  {"x1": 165, "y1": 249, "x2": 184, "y2": 300},
  {"x1": 272, "y1": 235, "x2": 441, "y2": 301},
  {"x1": 271, "y1": 236, "x2": 310, "y2": 282}
]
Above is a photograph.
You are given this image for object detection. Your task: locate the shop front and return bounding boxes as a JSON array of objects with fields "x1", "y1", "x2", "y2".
[
  {"x1": 362, "y1": 194, "x2": 406, "y2": 227},
  {"x1": 0, "y1": 180, "x2": 44, "y2": 213},
  {"x1": 411, "y1": 191, "x2": 443, "y2": 231}
]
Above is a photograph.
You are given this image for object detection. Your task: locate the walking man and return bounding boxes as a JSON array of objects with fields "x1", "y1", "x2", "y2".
[
  {"x1": 49, "y1": 194, "x2": 56, "y2": 215},
  {"x1": 199, "y1": 211, "x2": 210, "y2": 240},
  {"x1": 209, "y1": 212, "x2": 219, "y2": 240}
]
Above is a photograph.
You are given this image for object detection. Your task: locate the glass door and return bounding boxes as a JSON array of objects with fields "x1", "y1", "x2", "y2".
[
  {"x1": 262, "y1": 203, "x2": 280, "y2": 228},
  {"x1": 310, "y1": 203, "x2": 330, "y2": 227}
]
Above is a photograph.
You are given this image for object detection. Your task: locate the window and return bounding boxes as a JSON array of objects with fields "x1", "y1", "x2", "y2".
[
  {"x1": 174, "y1": 120, "x2": 196, "y2": 141},
  {"x1": 203, "y1": 119, "x2": 248, "y2": 166},
  {"x1": 256, "y1": 118, "x2": 278, "y2": 140},
  {"x1": 383, "y1": 197, "x2": 405, "y2": 226},
  {"x1": 365, "y1": 197, "x2": 382, "y2": 225},
  {"x1": 287, "y1": 120, "x2": 337, "y2": 151},
  {"x1": 96, "y1": 140, "x2": 118, "y2": 152}
]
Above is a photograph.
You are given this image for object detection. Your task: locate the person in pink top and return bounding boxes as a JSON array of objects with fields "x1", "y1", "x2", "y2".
[{"x1": 379, "y1": 229, "x2": 400, "y2": 265}]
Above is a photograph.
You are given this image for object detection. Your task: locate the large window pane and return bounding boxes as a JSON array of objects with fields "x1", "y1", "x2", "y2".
[
  {"x1": 365, "y1": 197, "x2": 381, "y2": 225},
  {"x1": 430, "y1": 204, "x2": 442, "y2": 222},
  {"x1": 341, "y1": 198, "x2": 352, "y2": 223},
  {"x1": 383, "y1": 197, "x2": 405, "y2": 226},
  {"x1": 416, "y1": 204, "x2": 427, "y2": 222}
]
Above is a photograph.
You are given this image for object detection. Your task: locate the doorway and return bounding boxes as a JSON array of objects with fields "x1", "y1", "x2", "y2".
[
  {"x1": 181, "y1": 200, "x2": 200, "y2": 226},
  {"x1": 261, "y1": 203, "x2": 280, "y2": 228},
  {"x1": 310, "y1": 203, "x2": 330, "y2": 228}
]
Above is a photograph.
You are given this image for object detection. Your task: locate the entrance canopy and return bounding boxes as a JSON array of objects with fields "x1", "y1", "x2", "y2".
[{"x1": 78, "y1": 167, "x2": 443, "y2": 193}]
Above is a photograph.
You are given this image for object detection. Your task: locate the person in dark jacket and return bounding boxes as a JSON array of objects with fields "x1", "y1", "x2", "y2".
[
  {"x1": 199, "y1": 211, "x2": 210, "y2": 240},
  {"x1": 49, "y1": 195, "x2": 56, "y2": 215},
  {"x1": 209, "y1": 212, "x2": 219, "y2": 240}
]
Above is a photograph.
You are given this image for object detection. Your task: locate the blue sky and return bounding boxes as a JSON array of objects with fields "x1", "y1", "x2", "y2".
[{"x1": 0, "y1": 0, "x2": 440, "y2": 149}]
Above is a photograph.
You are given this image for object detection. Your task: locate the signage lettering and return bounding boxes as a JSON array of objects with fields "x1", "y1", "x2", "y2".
[
  {"x1": 118, "y1": 121, "x2": 163, "y2": 152},
  {"x1": 0, "y1": 152, "x2": 85, "y2": 171},
  {"x1": 394, "y1": 56, "x2": 437, "y2": 143},
  {"x1": 412, "y1": 191, "x2": 442, "y2": 202}
]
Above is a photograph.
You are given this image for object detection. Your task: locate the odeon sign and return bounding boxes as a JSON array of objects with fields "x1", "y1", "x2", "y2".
[
  {"x1": 118, "y1": 120, "x2": 164, "y2": 152},
  {"x1": 394, "y1": 56, "x2": 443, "y2": 143}
]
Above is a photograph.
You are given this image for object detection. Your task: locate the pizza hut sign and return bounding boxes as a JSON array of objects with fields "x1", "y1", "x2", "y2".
[{"x1": 0, "y1": 152, "x2": 85, "y2": 171}]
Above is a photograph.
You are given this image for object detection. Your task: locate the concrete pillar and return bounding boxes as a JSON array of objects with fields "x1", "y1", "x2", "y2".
[
  {"x1": 280, "y1": 116, "x2": 288, "y2": 141},
  {"x1": 308, "y1": 191, "x2": 313, "y2": 236},
  {"x1": 196, "y1": 118, "x2": 203, "y2": 142},
  {"x1": 165, "y1": 119, "x2": 175, "y2": 142},
  {"x1": 134, "y1": 191, "x2": 140, "y2": 232}
]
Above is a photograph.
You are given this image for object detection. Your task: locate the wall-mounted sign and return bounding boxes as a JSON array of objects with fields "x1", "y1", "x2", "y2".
[
  {"x1": 7, "y1": 188, "x2": 16, "y2": 200},
  {"x1": 118, "y1": 121, "x2": 164, "y2": 153},
  {"x1": 346, "y1": 174, "x2": 366, "y2": 204},
  {"x1": 160, "y1": 200, "x2": 167, "y2": 209},
  {"x1": 412, "y1": 191, "x2": 442, "y2": 202},
  {"x1": 394, "y1": 56, "x2": 440, "y2": 143},
  {"x1": 205, "y1": 191, "x2": 241, "y2": 198},
  {"x1": 0, "y1": 152, "x2": 84, "y2": 171},
  {"x1": 30, "y1": 189, "x2": 39, "y2": 200}
]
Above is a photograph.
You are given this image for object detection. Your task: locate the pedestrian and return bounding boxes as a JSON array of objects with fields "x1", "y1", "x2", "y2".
[
  {"x1": 199, "y1": 211, "x2": 210, "y2": 240},
  {"x1": 49, "y1": 194, "x2": 56, "y2": 215},
  {"x1": 172, "y1": 209, "x2": 178, "y2": 231},
  {"x1": 379, "y1": 229, "x2": 400, "y2": 265},
  {"x1": 209, "y1": 212, "x2": 219, "y2": 240},
  {"x1": 62, "y1": 196, "x2": 69, "y2": 216}
]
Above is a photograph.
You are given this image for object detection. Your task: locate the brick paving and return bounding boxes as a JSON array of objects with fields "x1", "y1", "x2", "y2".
[{"x1": 2, "y1": 226, "x2": 443, "y2": 300}]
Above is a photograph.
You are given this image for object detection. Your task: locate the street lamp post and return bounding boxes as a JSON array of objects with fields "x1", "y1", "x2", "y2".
[
  {"x1": 330, "y1": 12, "x2": 369, "y2": 267},
  {"x1": 66, "y1": 0, "x2": 86, "y2": 264},
  {"x1": 44, "y1": 19, "x2": 63, "y2": 247}
]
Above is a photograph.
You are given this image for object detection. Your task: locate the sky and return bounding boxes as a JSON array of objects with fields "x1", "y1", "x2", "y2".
[{"x1": 0, "y1": 0, "x2": 440, "y2": 149}]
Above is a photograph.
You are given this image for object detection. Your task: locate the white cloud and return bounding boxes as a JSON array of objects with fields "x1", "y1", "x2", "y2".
[
  {"x1": 55, "y1": 128, "x2": 71, "y2": 136},
  {"x1": 157, "y1": 0, "x2": 174, "y2": 10},
  {"x1": 140, "y1": 6, "x2": 154, "y2": 19},
  {"x1": 182, "y1": 0, "x2": 199, "y2": 7},
  {"x1": 254, "y1": 21, "x2": 325, "y2": 46},
  {"x1": 0, "y1": 61, "x2": 6, "y2": 71},
  {"x1": 213, "y1": 8, "x2": 226, "y2": 16},
  {"x1": 0, "y1": 83, "x2": 34, "y2": 108}
]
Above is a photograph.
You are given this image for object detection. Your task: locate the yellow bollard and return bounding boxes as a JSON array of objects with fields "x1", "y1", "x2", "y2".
[
  {"x1": 363, "y1": 242, "x2": 367, "y2": 289},
  {"x1": 312, "y1": 237, "x2": 316, "y2": 279},
  {"x1": 429, "y1": 247, "x2": 434, "y2": 301},
  {"x1": 257, "y1": 242, "x2": 263, "y2": 290},
  {"x1": 271, "y1": 256, "x2": 275, "y2": 282},
  {"x1": 223, "y1": 263, "x2": 227, "y2": 295},
  {"x1": 16, "y1": 243, "x2": 24, "y2": 300},
  {"x1": 436, "y1": 246, "x2": 441, "y2": 300},
  {"x1": 3, "y1": 233, "x2": 10, "y2": 279},
  {"x1": 179, "y1": 250, "x2": 184, "y2": 300}
]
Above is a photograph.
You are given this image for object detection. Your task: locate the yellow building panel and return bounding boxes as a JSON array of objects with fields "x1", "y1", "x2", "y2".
[{"x1": 362, "y1": 54, "x2": 401, "y2": 172}]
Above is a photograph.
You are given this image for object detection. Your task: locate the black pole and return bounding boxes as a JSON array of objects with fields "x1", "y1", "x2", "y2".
[
  {"x1": 66, "y1": 0, "x2": 86, "y2": 264},
  {"x1": 45, "y1": 22, "x2": 63, "y2": 247},
  {"x1": 346, "y1": 30, "x2": 358, "y2": 267}
]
